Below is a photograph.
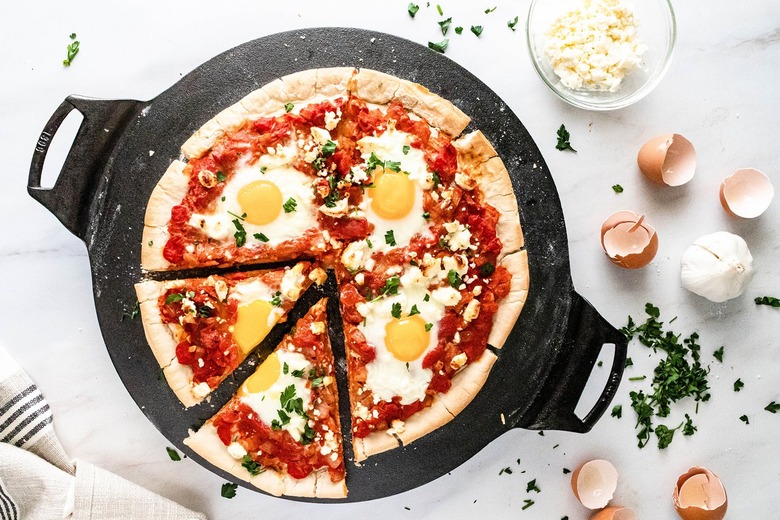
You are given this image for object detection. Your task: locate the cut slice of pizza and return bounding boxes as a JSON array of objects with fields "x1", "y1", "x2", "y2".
[
  {"x1": 135, "y1": 261, "x2": 326, "y2": 407},
  {"x1": 184, "y1": 298, "x2": 346, "y2": 498}
]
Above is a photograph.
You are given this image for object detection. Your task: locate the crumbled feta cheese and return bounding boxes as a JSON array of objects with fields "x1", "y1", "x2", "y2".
[
  {"x1": 473, "y1": 285, "x2": 483, "y2": 297},
  {"x1": 318, "y1": 198, "x2": 349, "y2": 217},
  {"x1": 355, "y1": 272, "x2": 365, "y2": 285},
  {"x1": 310, "y1": 127, "x2": 331, "y2": 146},
  {"x1": 450, "y1": 352, "x2": 468, "y2": 371},
  {"x1": 443, "y1": 221, "x2": 472, "y2": 251},
  {"x1": 310, "y1": 321, "x2": 326, "y2": 335},
  {"x1": 280, "y1": 263, "x2": 306, "y2": 300},
  {"x1": 309, "y1": 267, "x2": 327, "y2": 286},
  {"x1": 463, "y1": 299, "x2": 481, "y2": 323},
  {"x1": 213, "y1": 280, "x2": 228, "y2": 301},
  {"x1": 192, "y1": 382, "x2": 211, "y2": 398},
  {"x1": 324, "y1": 110, "x2": 342, "y2": 131},
  {"x1": 341, "y1": 240, "x2": 370, "y2": 272},
  {"x1": 432, "y1": 286, "x2": 462, "y2": 307},
  {"x1": 227, "y1": 442, "x2": 247, "y2": 460}
]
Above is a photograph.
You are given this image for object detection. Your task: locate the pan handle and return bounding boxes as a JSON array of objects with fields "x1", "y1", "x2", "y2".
[
  {"x1": 28, "y1": 96, "x2": 143, "y2": 241},
  {"x1": 521, "y1": 291, "x2": 627, "y2": 433}
]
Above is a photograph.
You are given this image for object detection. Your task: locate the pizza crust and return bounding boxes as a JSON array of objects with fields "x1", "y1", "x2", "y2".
[
  {"x1": 354, "y1": 69, "x2": 401, "y2": 105},
  {"x1": 141, "y1": 160, "x2": 189, "y2": 271},
  {"x1": 488, "y1": 249, "x2": 530, "y2": 349},
  {"x1": 393, "y1": 78, "x2": 471, "y2": 137},
  {"x1": 353, "y1": 429, "x2": 401, "y2": 463},
  {"x1": 315, "y1": 67, "x2": 353, "y2": 98}
]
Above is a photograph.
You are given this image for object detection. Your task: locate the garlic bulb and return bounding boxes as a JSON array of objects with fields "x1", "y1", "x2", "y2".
[{"x1": 680, "y1": 232, "x2": 754, "y2": 302}]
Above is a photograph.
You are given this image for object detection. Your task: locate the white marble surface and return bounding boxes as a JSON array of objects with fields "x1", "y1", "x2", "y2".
[{"x1": 2, "y1": 1, "x2": 779, "y2": 518}]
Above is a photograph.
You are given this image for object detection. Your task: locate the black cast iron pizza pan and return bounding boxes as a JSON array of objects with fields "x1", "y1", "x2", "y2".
[{"x1": 27, "y1": 28, "x2": 627, "y2": 503}]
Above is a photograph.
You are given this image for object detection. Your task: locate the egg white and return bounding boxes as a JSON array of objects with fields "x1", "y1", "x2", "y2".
[
  {"x1": 358, "y1": 267, "x2": 447, "y2": 405},
  {"x1": 239, "y1": 350, "x2": 312, "y2": 442},
  {"x1": 188, "y1": 155, "x2": 318, "y2": 247},
  {"x1": 358, "y1": 129, "x2": 434, "y2": 252}
]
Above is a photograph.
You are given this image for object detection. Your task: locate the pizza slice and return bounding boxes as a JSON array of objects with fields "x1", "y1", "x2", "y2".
[
  {"x1": 135, "y1": 261, "x2": 326, "y2": 407},
  {"x1": 184, "y1": 298, "x2": 346, "y2": 498}
]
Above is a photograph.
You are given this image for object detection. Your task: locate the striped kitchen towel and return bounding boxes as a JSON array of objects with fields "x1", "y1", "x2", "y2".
[{"x1": 0, "y1": 346, "x2": 206, "y2": 520}]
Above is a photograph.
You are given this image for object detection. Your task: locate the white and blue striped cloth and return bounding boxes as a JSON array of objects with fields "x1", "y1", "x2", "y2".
[{"x1": 0, "y1": 347, "x2": 205, "y2": 520}]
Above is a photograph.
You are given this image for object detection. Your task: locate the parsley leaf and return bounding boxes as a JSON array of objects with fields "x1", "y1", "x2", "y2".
[
  {"x1": 408, "y1": 2, "x2": 420, "y2": 17},
  {"x1": 422, "y1": 211, "x2": 430, "y2": 220},
  {"x1": 480, "y1": 262, "x2": 495, "y2": 277},
  {"x1": 611, "y1": 405, "x2": 622, "y2": 419},
  {"x1": 432, "y1": 172, "x2": 441, "y2": 188},
  {"x1": 526, "y1": 479, "x2": 541, "y2": 493},
  {"x1": 755, "y1": 296, "x2": 780, "y2": 307},
  {"x1": 409, "y1": 304, "x2": 421, "y2": 316},
  {"x1": 485, "y1": 6, "x2": 497, "y2": 14},
  {"x1": 438, "y1": 17, "x2": 452, "y2": 36},
  {"x1": 447, "y1": 269, "x2": 462, "y2": 288},
  {"x1": 713, "y1": 346, "x2": 724, "y2": 363},
  {"x1": 522, "y1": 499, "x2": 534, "y2": 510},
  {"x1": 765, "y1": 401, "x2": 780, "y2": 413},
  {"x1": 555, "y1": 124, "x2": 577, "y2": 152},
  {"x1": 391, "y1": 302, "x2": 402, "y2": 319},
  {"x1": 165, "y1": 293, "x2": 185, "y2": 305},
  {"x1": 507, "y1": 16, "x2": 519, "y2": 31},
  {"x1": 254, "y1": 232, "x2": 269, "y2": 242},
  {"x1": 612, "y1": 184, "x2": 624, "y2": 193},
  {"x1": 216, "y1": 171, "x2": 227, "y2": 182},
  {"x1": 740, "y1": 414, "x2": 750, "y2": 424},
  {"x1": 499, "y1": 467, "x2": 512, "y2": 475},
  {"x1": 284, "y1": 103, "x2": 294, "y2": 113},
  {"x1": 166, "y1": 447, "x2": 181, "y2": 461},
  {"x1": 198, "y1": 305, "x2": 212, "y2": 318},
  {"x1": 682, "y1": 414, "x2": 697, "y2": 436},
  {"x1": 655, "y1": 423, "x2": 680, "y2": 449},
  {"x1": 470, "y1": 25, "x2": 484, "y2": 37},
  {"x1": 428, "y1": 38, "x2": 449, "y2": 53},
  {"x1": 62, "y1": 34, "x2": 80, "y2": 66},
  {"x1": 734, "y1": 378, "x2": 744, "y2": 392},
  {"x1": 385, "y1": 230, "x2": 397, "y2": 246},
  {"x1": 221, "y1": 482, "x2": 237, "y2": 499},
  {"x1": 381, "y1": 276, "x2": 401, "y2": 296},
  {"x1": 455, "y1": 26, "x2": 464, "y2": 35},
  {"x1": 402, "y1": 145, "x2": 411, "y2": 155},
  {"x1": 232, "y1": 218, "x2": 247, "y2": 247},
  {"x1": 322, "y1": 140, "x2": 337, "y2": 157},
  {"x1": 425, "y1": 322, "x2": 433, "y2": 332},
  {"x1": 283, "y1": 198, "x2": 297, "y2": 213},
  {"x1": 122, "y1": 300, "x2": 140, "y2": 321},
  {"x1": 562, "y1": 468, "x2": 571, "y2": 474},
  {"x1": 242, "y1": 455, "x2": 263, "y2": 476}
]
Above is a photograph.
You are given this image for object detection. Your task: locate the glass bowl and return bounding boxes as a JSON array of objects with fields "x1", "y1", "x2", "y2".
[{"x1": 526, "y1": 0, "x2": 676, "y2": 110}]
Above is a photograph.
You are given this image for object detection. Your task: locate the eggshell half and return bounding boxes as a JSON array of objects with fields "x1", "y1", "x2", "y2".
[
  {"x1": 720, "y1": 168, "x2": 774, "y2": 218},
  {"x1": 592, "y1": 506, "x2": 636, "y2": 520},
  {"x1": 571, "y1": 459, "x2": 619, "y2": 510},
  {"x1": 600, "y1": 211, "x2": 659, "y2": 269},
  {"x1": 637, "y1": 134, "x2": 696, "y2": 186},
  {"x1": 673, "y1": 467, "x2": 728, "y2": 520}
]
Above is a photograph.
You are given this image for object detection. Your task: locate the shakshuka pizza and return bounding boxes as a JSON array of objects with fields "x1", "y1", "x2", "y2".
[
  {"x1": 184, "y1": 299, "x2": 345, "y2": 498},
  {"x1": 137, "y1": 67, "x2": 529, "y2": 497}
]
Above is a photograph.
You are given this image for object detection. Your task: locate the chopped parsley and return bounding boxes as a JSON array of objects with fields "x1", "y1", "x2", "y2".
[
  {"x1": 232, "y1": 218, "x2": 247, "y2": 247},
  {"x1": 611, "y1": 405, "x2": 622, "y2": 419},
  {"x1": 422, "y1": 211, "x2": 431, "y2": 220},
  {"x1": 385, "y1": 230, "x2": 397, "y2": 246},
  {"x1": 766, "y1": 401, "x2": 780, "y2": 413},
  {"x1": 522, "y1": 499, "x2": 534, "y2": 510},
  {"x1": 391, "y1": 302, "x2": 402, "y2": 319},
  {"x1": 612, "y1": 184, "x2": 624, "y2": 193},
  {"x1": 408, "y1": 2, "x2": 419, "y2": 17},
  {"x1": 367, "y1": 152, "x2": 402, "y2": 173},
  {"x1": 402, "y1": 145, "x2": 411, "y2": 155},
  {"x1": 198, "y1": 305, "x2": 212, "y2": 318},
  {"x1": 284, "y1": 103, "x2": 294, "y2": 113},
  {"x1": 323, "y1": 174, "x2": 341, "y2": 208},
  {"x1": 122, "y1": 300, "x2": 140, "y2": 321},
  {"x1": 409, "y1": 304, "x2": 421, "y2": 316},
  {"x1": 621, "y1": 303, "x2": 713, "y2": 449},
  {"x1": 562, "y1": 468, "x2": 571, "y2": 474},
  {"x1": 366, "y1": 238, "x2": 373, "y2": 249},
  {"x1": 447, "y1": 269, "x2": 462, "y2": 288},
  {"x1": 438, "y1": 17, "x2": 452, "y2": 36},
  {"x1": 242, "y1": 455, "x2": 263, "y2": 476},
  {"x1": 625, "y1": 357, "x2": 634, "y2": 367},
  {"x1": 526, "y1": 479, "x2": 540, "y2": 493},
  {"x1": 381, "y1": 276, "x2": 401, "y2": 296},
  {"x1": 221, "y1": 482, "x2": 237, "y2": 499},
  {"x1": 470, "y1": 25, "x2": 484, "y2": 37},
  {"x1": 682, "y1": 414, "x2": 697, "y2": 436},
  {"x1": 254, "y1": 232, "x2": 269, "y2": 242},
  {"x1": 507, "y1": 16, "x2": 519, "y2": 31},
  {"x1": 428, "y1": 38, "x2": 449, "y2": 53},
  {"x1": 713, "y1": 346, "x2": 724, "y2": 363},
  {"x1": 455, "y1": 26, "x2": 464, "y2": 35},
  {"x1": 485, "y1": 6, "x2": 497, "y2": 14},
  {"x1": 322, "y1": 140, "x2": 337, "y2": 156},
  {"x1": 740, "y1": 415, "x2": 750, "y2": 425},
  {"x1": 283, "y1": 362, "x2": 289, "y2": 375},
  {"x1": 166, "y1": 447, "x2": 181, "y2": 461},
  {"x1": 165, "y1": 291, "x2": 193, "y2": 305},
  {"x1": 423, "y1": 294, "x2": 430, "y2": 302},
  {"x1": 755, "y1": 296, "x2": 780, "y2": 307},
  {"x1": 283, "y1": 197, "x2": 297, "y2": 213},
  {"x1": 425, "y1": 323, "x2": 433, "y2": 332},
  {"x1": 734, "y1": 378, "x2": 744, "y2": 392},
  {"x1": 498, "y1": 467, "x2": 513, "y2": 475},
  {"x1": 555, "y1": 124, "x2": 577, "y2": 152},
  {"x1": 480, "y1": 262, "x2": 495, "y2": 277},
  {"x1": 436, "y1": 3, "x2": 443, "y2": 15},
  {"x1": 432, "y1": 171, "x2": 441, "y2": 188},
  {"x1": 62, "y1": 33, "x2": 80, "y2": 66},
  {"x1": 271, "y1": 291, "x2": 282, "y2": 307}
]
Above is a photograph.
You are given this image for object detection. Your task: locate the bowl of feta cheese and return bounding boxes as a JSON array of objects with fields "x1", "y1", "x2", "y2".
[{"x1": 526, "y1": 0, "x2": 676, "y2": 110}]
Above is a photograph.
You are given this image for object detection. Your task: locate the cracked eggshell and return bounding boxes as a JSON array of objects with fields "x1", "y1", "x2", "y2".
[
  {"x1": 600, "y1": 211, "x2": 659, "y2": 269},
  {"x1": 571, "y1": 459, "x2": 619, "y2": 510},
  {"x1": 673, "y1": 467, "x2": 728, "y2": 520},
  {"x1": 720, "y1": 168, "x2": 774, "y2": 218},
  {"x1": 637, "y1": 134, "x2": 696, "y2": 186},
  {"x1": 592, "y1": 506, "x2": 636, "y2": 520}
]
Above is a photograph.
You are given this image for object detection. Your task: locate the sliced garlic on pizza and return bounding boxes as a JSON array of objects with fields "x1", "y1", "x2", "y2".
[
  {"x1": 184, "y1": 298, "x2": 347, "y2": 498},
  {"x1": 135, "y1": 262, "x2": 325, "y2": 407}
]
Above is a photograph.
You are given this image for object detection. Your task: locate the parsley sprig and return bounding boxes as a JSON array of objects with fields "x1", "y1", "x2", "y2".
[
  {"x1": 755, "y1": 296, "x2": 780, "y2": 307},
  {"x1": 63, "y1": 33, "x2": 80, "y2": 66},
  {"x1": 621, "y1": 303, "x2": 713, "y2": 449},
  {"x1": 555, "y1": 124, "x2": 577, "y2": 152}
]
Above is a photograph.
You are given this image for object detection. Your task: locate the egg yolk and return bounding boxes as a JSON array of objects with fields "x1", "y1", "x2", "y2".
[
  {"x1": 370, "y1": 169, "x2": 416, "y2": 220},
  {"x1": 233, "y1": 300, "x2": 276, "y2": 354},
  {"x1": 237, "y1": 180, "x2": 282, "y2": 225},
  {"x1": 239, "y1": 352, "x2": 280, "y2": 395},
  {"x1": 384, "y1": 314, "x2": 430, "y2": 362}
]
